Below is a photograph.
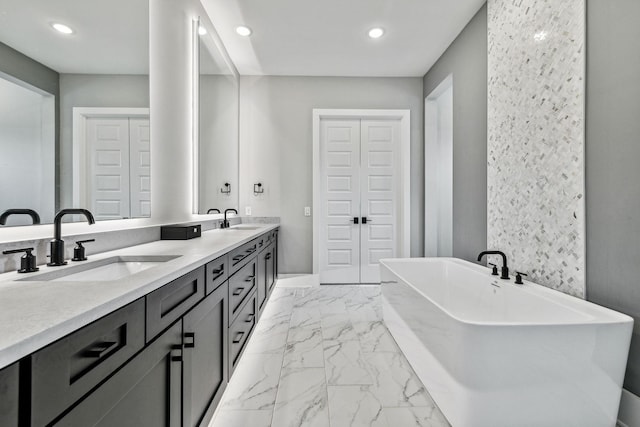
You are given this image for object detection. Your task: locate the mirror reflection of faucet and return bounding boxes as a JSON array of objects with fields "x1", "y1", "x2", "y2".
[
  {"x1": 221, "y1": 208, "x2": 238, "y2": 229},
  {"x1": 207, "y1": 208, "x2": 221, "y2": 214},
  {"x1": 47, "y1": 209, "x2": 95, "y2": 267},
  {"x1": 0, "y1": 209, "x2": 41, "y2": 225}
]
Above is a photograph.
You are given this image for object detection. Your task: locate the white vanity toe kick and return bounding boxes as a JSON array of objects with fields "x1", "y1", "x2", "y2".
[{"x1": 0, "y1": 224, "x2": 279, "y2": 369}]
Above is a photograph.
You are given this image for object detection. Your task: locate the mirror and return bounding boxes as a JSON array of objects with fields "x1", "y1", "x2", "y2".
[
  {"x1": 196, "y1": 19, "x2": 239, "y2": 215},
  {"x1": 0, "y1": 0, "x2": 149, "y2": 225}
]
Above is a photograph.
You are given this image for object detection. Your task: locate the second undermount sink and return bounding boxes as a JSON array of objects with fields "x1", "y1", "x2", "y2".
[
  {"x1": 18, "y1": 255, "x2": 181, "y2": 282},
  {"x1": 227, "y1": 225, "x2": 262, "y2": 231}
]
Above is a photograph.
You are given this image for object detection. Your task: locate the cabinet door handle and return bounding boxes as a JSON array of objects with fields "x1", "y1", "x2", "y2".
[
  {"x1": 245, "y1": 314, "x2": 254, "y2": 323},
  {"x1": 171, "y1": 344, "x2": 183, "y2": 362},
  {"x1": 184, "y1": 332, "x2": 196, "y2": 349},
  {"x1": 245, "y1": 275, "x2": 255, "y2": 282},
  {"x1": 232, "y1": 331, "x2": 245, "y2": 344},
  {"x1": 233, "y1": 287, "x2": 245, "y2": 296},
  {"x1": 350, "y1": 217, "x2": 359, "y2": 224},
  {"x1": 84, "y1": 341, "x2": 117, "y2": 358}
]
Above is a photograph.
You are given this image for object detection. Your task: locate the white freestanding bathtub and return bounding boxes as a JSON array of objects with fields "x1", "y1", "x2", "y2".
[{"x1": 380, "y1": 258, "x2": 633, "y2": 427}]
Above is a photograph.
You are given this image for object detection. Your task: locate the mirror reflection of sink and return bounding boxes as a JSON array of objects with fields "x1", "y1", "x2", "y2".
[
  {"x1": 18, "y1": 255, "x2": 181, "y2": 282},
  {"x1": 227, "y1": 225, "x2": 261, "y2": 231}
]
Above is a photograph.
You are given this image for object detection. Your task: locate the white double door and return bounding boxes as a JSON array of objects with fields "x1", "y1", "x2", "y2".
[
  {"x1": 86, "y1": 117, "x2": 150, "y2": 220},
  {"x1": 319, "y1": 118, "x2": 399, "y2": 284}
]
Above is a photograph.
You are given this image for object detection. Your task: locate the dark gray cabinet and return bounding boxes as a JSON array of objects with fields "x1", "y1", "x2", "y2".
[
  {"x1": 53, "y1": 321, "x2": 183, "y2": 427},
  {"x1": 257, "y1": 242, "x2": 275, "y2": 314},
  {"x1": 0, "y1": 362, "x2": 19, "y2": 427},
  {"x1": 206, "y1": 254, "x2": 228, "y2": 294},
  {"x1": 146, "y1": 266, "x2": 205, "y2": 341},
  {"x1": 31, "y1": 298, "x2": 146, "y2": 427},
  {"x1": 2, "y1": 227, "x2": 279, "y2": 427},
  {"x1": 229, "y1": 259, "x2": 257, "y2": 323},
  {"x1": 229, "y1": 292, "x2": 257, "y2": 374},
  {"x1": 182, "y1": 281, "x2": 228, "y2": 427}
]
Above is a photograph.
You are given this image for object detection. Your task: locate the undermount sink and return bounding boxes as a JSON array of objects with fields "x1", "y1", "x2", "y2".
[
  {"x1": 227, "y1": 225, "x2": 261, "y2": 231},
  {"x1": 18, "y1": 255, "x2": 181, "y2": 282}
]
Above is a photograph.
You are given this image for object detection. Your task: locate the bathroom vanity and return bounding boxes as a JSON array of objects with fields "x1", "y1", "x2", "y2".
[{"x1": 0, "y1": 224, "x2": 278, "y2": 427}]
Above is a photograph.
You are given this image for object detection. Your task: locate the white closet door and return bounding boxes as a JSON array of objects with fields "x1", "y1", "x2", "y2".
[
  {"x1": 129, "y1": 118, "x2": 151, "y2": 218},
  {"x1": 319, "y1": 119, "x2": 361, "y2": 284},
  {"x1": 87, "y1": 117, "x2": 130, "y2": 220},
  {"x1": 360, "y1": 120, "x2": 399, "y2": 283}
]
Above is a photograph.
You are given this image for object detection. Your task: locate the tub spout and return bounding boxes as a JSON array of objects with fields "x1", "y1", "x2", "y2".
[{"x1": 477, "y1": 250, "x2": 510, "y2": 280}]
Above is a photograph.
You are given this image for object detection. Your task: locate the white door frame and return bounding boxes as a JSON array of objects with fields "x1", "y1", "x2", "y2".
[
  {"x1": 312, "y1": 108, "x2": 411, "y2": 275},
  {"x1": 72, "y1": 107, "x2": 150, "y2": 208}
]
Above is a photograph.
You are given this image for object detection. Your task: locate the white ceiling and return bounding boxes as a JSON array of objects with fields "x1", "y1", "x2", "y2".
[
  {"x1": 201, "y1": 0, "x2": 486, "y2": 77},
  {"x1": 0, "y1": 0, "x2": 148, "y2": 74}
]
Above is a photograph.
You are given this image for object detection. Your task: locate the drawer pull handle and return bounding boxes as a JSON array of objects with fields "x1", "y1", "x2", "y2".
[
  {"x1": 245, "y1": 314, "x2": 254, "y2": 323},
  {"x1": 233, "y1": 287, "x2": 245, "y2": 296},
  {"x1": 171, "y1": 344, "x2": 183, "y2": 362},
  {"x1": 245, "y1": 275, "x2": 255, "y2": 282},
  {"x1": 232, "y1": 255, "x2": 244, "y2": 261},
  {"x1": 246, "y1": 247, "x2": 256, "y2": 253},
  {"x1": 232, "y1": 331, "x2": 245, "y2": 344},
  {"x1": 84, "y1": 341, "x2": 117, "y2": 358},
  {"x1": 184, "y1": 332, "x2": 196, "y2": 349},
  {"x1": 211, "y1": 267, "x2": 224, "y2": 275}
]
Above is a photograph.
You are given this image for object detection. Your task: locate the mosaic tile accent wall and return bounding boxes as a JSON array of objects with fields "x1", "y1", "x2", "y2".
[{"x1": 487, "y1": 0, "x2": 585, "y2": 297}]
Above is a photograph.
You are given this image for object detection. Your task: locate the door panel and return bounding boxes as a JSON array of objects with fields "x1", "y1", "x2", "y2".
[
  {"x1": 87, "y1": 118, "x2": 130, "y2": 220},
  {"x1": 129, "y1": 118, "x2": 151, "y2": 218},
  {"x1": 320, "y1": 119, "x2": 361, "y2": 283},
  {"x1": 360, "y1": 120, "x2": 399, "y2": 283}
]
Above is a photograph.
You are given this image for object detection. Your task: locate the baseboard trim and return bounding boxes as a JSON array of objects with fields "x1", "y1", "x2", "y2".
[{"x1": 618, "y1": 389, "x2": 640, "y2": 427}]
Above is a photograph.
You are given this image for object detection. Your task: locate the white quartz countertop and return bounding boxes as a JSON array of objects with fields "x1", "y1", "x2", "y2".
[{"x1": 0, "y1": 224, "x2": 279, "y2": 369}]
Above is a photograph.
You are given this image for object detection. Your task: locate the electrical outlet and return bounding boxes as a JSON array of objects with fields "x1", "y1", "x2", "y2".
[
  {"x1": 245, "y1": 206, "x2": 252, "y2": 216},
  {"x1": 304, "y1": 206, "x2": 311, "y2": 216}
]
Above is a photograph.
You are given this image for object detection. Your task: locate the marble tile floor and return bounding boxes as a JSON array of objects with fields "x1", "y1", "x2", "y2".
[{"x1": 209, "y1": 277, "x2": 450, "y2": 427}]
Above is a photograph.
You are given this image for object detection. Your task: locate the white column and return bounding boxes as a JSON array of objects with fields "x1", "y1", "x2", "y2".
[{"x1": 149, "y1": 0, "x2": 196, "y2": 222}]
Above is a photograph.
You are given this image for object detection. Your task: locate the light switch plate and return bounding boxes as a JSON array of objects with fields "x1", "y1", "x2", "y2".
[
  {"x1": 304, "y1": 206, "x2": 311, "y2": 216},
  {"x1": 245, "y1": 206, "x2": 252, "y2": 216}
]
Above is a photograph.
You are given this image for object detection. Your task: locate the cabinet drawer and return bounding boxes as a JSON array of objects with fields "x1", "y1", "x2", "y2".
[
  {"x1": 54, "y1": 321, "x2": 183, "y2": 427},
  {"x1": 31, "y1": 298, "x2": 145, "y2": 427},
  {"x1": 206, "y1": 254, "x2": 228, "y2": 294},
  {"x1": 229, "y1": 259, "x2": 257, "y2": 322},
  {"x1": 228, "y1": 240, "x2": 258, "y2": 274},
  {"x1": 146, "y1": 267, "x2": 205, "y2": 341},
  {"x1": 229, "y1": 292, "x2": 257, "y2": 373}
]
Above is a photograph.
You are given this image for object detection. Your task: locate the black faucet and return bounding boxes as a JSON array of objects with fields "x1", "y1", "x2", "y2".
[
  {"x1": 221, "y1": 208, "x2": 238, "y2": 229},
  {"x1": 0, "y1": 209, "x2": 41, "y2": 225},
  {"x1": 207, "y1": 208, "x2": 221, "y2": 214},
  {"x1": 477, "y1": 250, "x2": 510, "y2": 280},
  {"x1": 48, "y1": 209, "x2": 95, "y2": 266}
]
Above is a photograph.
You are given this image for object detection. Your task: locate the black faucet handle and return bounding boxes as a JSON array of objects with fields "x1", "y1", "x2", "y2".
[
  {"x1": 3, "y1": 247, "x2": 39, "y2": 273},
  {"x1": 72, "y1": 239, "x2": 94, "y2": 262},
  {"x1": 515, "y1": 271, "x2": 528, "y2": 285},
  {"x1": 75, "y1": 239, "x2": 95, "y2": 246},
  {"x1": 487, "y1": 262, "x2": 499, "y2": 276}
]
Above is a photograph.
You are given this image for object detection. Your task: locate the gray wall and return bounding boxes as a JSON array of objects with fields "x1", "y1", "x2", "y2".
[
  {"x1": 239, "y1": 76, "x2": 424, "y2": 274},
  {"x1": 586, "y1": 0, "x2": 640, "y2": 397},
  {"x1": 423, "y1": 4, "x2": 487, "y2": 262},
  {"x1": 58, "y1": 74, "x2": 149, "y2": 208},
  {"x1": 0, "y1": 42, "x2": 60, "y2": 210}
]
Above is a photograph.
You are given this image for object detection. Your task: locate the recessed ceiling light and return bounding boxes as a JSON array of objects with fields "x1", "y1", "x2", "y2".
[
  {"x1": 236, "y1": 26, "x2": 252, "y2": 37},
  {"x1": 198, "y1": 26, "x2": 207, "y2": 36},
  {"x1": 368, "y1": 27, "x2": 384, "y2": 39},
  {"x1": 51, "y1": 22, "x2": 74, "y2": 35}
]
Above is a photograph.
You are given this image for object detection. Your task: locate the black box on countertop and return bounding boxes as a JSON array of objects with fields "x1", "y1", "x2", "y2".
[{"x1": 161, "y1": 224, "x2": 202, "y2": 240}]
